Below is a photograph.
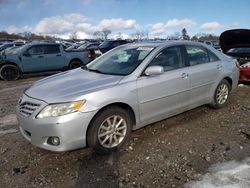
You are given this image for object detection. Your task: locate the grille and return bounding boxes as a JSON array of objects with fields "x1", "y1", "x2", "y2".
[{"x1": 19, "y1": 101, "x2": 41, "y2": 117}]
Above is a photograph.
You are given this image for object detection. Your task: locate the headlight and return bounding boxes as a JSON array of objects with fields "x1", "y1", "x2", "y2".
[
  {"x1": 240, "y1": 62, "x2": 250, "y2": 68},
  {"x1": 36, "y1": 100, "x2": 86, "y2": 119}
]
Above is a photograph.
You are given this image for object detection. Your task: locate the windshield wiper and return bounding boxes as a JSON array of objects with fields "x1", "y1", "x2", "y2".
[
  {"x1": 81, "y1": 65, "x2": 104, "y2": 74},
  {"x1": 81, "y1": 65, "x2": 89, "y2": 70},
  {"x1": 88, "y1": 69, "x2": 104, "y2": 74}
]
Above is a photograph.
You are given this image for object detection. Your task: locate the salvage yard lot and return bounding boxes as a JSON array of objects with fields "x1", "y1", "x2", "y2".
[{"x1": 0, "y1": 74, "x2": 250, "y2": 188}]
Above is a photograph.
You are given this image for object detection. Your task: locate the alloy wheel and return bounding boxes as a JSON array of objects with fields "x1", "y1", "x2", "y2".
[
  {"x1": 216, "y1": 83, "x2": 229, "y2": 104},
  {"x1": 98, "y1": 115, "x2": 127, "y2": 148}
]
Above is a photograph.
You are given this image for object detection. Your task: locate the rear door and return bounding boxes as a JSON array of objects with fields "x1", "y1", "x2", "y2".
[
  {"x1": 43, "y1": 44, "x2": 66, "y2": 70},
  {"x1": 185, "y1": 45, "x2": 222, "y2": 105},
  {"x1": 137, "y1": 46, "x2": 190, "y2": 124}
]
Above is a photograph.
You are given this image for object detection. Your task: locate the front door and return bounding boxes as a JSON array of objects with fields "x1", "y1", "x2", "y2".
[{"x1": 22, "y1": 45, "x2": 47, "y2": 72}]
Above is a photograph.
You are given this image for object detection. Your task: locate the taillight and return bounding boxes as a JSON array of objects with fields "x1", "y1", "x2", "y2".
[{"x1": 87, "y1": 51, "x2": 92, "y2": 59}]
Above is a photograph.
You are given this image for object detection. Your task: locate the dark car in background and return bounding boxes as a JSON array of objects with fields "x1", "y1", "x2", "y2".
[
  {"x1": 220, "y1": 29, "x2": 250, "y2": 82},
  {"x1": 66, "y1": 42, "x2": 100, "y2": 61},
  {"x1": 77, "y1": 42, "x2": 100, "y2": 51},
  {"x1": 0, "y1": 42, "x2": 25, "y2": 52},
  {"x1": 0, "y1": 43, "x2": 15, "y2": 52},
  {"x1": 98, "y1": 40, "x2": 128, "y2": 53}
]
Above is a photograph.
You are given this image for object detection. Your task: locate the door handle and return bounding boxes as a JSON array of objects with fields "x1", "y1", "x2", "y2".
[
  {"x1": 217, "y1": 64, "x2": 222, "y2": 70},
  {"x1": 181, "y1": 73, "x2": 189, "y2": 79},
  {"x1": 38, "y1": 56, "x2": 44, "y2": 58},
  {"x1": 56, "y1": 54, "x2": 62, "y2": 56}
]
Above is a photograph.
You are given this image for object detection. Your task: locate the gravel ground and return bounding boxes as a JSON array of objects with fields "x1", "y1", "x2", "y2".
[{"x1": 0, "y1": 73, "x2": 250, "y2": 188}]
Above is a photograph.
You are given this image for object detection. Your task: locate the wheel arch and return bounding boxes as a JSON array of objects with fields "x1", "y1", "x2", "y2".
[
  {"x1": 0, "y1": 61, "x2": 22, "y2": 74},
  {"x1": 222, "y1": 76, "x2": 232, "y2": 90},
  {"x1": 86, "y1": 102, "x2": 137, "y2": 146},
  {"x1": 69, "y1": 58, "x2": 83, "y2": 65}
]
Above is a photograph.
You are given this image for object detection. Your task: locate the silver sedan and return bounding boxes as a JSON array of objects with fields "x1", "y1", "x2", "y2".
[{"x1": 17, "y1": 41, "x2": 239, "y2": 154}]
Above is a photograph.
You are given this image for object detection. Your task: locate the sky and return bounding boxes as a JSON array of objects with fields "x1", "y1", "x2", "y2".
[{"x1": 0, "y1": 0, "x2": 249, "y2": 39}]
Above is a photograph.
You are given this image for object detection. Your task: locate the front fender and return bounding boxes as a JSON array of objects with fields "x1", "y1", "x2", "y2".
[
  {"x1": 79, "y1": 82, "x2": 140, "y2": 124},
  {"x1": 0, "y1": 59, "x2": 22, "y2": 71}
]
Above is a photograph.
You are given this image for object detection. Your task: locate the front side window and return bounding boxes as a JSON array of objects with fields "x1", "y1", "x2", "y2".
[
  {"x1": 87, "y1": 46, "x2": 154, "y2": 75},
  {"x1": 27, "y1": 46, "x2": 44, "y2": 55},
  {"x1": 148, "y1": 46, "x2": 185, "y2": 72}
]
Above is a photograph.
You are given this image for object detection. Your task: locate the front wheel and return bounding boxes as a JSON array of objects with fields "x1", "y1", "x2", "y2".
[
  {"x1": 87, "y1": 106, "x2": 132, "y2": 154},
  {"x1": 210, "y1": 79, "x2": 231, "y2": 109},
  {"x1": 0, "y1": 64, "x2": 20, "y2": 81}
]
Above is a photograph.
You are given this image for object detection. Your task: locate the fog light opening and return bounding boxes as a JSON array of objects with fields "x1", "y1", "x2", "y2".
[{"x1": 48, "y1": 136, "x2": 60, "y2": 146}]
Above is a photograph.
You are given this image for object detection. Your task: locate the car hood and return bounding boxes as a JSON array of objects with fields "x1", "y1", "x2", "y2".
[
  {"x1": 25, "y1": 68, "x2": 124, "y2": 103},
  {"x1": 220, "y1": 29, "x2": 250, "y2": 52}
]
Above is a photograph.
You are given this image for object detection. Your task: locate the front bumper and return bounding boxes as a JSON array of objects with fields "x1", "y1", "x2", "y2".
[
  {"x1": 240, "y1": 68, "x2": 250, "y2": 81},
  {"x1": 17, "y1": 94, "x2": 97, "y2": 152}
]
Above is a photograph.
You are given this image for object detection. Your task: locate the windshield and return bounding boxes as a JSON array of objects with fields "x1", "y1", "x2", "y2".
[
  {"x1": 15, "y1": 44, "x2": 29, "y2": 53},
  {"x1": 87, "y1": 46, "x2": 154, "y2": 76},
  {"x1": 99, "y1": 41, "x2": 113, "y2": 48},
  {"x1": 77, "y1": 44, "x2": 88, "y2": 50},
  {"x1": 227, "y1": 48, "x2": 250, "y2": 53},
  {"x1": 66, "y1": 44, "x2": 80, "y2": 50}
]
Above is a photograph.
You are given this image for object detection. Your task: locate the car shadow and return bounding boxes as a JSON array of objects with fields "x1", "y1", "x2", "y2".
[
  {"x1": 20, "y1": 71, "x2": 60, "y2": 79},
  {"x1": 75, "y1": 150, "x2": 121, "y2": 188}
]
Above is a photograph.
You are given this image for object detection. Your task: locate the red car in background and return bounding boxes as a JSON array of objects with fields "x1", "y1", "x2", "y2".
[{"x1": 220, "y1": 29, "x2": 250, "y2": 82}]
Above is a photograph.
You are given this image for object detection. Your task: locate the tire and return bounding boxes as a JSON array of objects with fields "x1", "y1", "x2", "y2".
[
  {"x1": 87, "y1": 106, "x2": 132, "y2": 154},
  {"x1": 210, "y1": 79, "x2": 231, "y2": 109},
  {"x1": 69, "y1": 60, "x2": 83, "y2": 70},
  {"x1": 0, "y1": 64, "x2": 20, "y2": 81}
]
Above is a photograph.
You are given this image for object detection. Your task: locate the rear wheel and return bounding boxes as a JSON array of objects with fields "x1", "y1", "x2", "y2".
[
  {"x1": 69, "y1": 60, "x2": 83, "y2": 70},
  {"x1": 87, "y1": 106, "x2": 132, "y2": 154},
  {"x1": 0, "y1": 64, "x2": 20, "y2": 81},
  {"x1": 210, "y1": 79, "x2": 231, "y2": 109}
]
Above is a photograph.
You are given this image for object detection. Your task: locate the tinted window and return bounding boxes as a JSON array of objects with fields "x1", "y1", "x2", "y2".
[
  {"x1": 228, "y1": 48, "x2": 250, "y2": 53},
  {"x1": 15, "y1": 43, "x2": 23, "y2": 46},
  {"x1": 44, "y1": 45, "x2": 60, "y2": 54},
  {"x1": 111, "y1": 42, "x2": 121, "y2": 48},
  {"x1": 99, "y1": 41, "x2": 113, "y2": 48},
  {"x1": 87, "y1": 44, "x2": 99, "y2": 49},
  {"x1": 149, "y1": 46, "x2": 185, "y2": 72},
  {"x1": 186, "y1": 46, "x2": 209, "y2": 66},
  {"x1": 27, "y1": 46, "x2": 44, "y2": 55}
]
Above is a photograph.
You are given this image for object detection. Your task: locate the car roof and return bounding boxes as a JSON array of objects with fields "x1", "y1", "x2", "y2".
[{"x1": 123, "y1": 40, "x2": 205, "y2": 48}]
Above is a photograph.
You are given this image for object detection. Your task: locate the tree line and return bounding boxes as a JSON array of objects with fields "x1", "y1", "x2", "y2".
[{"x1": 0, "y1": 28, "x2": 219, "y2": 41}]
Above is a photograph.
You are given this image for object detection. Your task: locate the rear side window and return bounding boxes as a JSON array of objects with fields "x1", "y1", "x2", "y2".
[
  {"x1": 186, "y1": 45, "x2": 220, "y2": 66},
  {"x1": 186, "y1": 46, "x2": 209, "y2": 66},
  {"x1": 208, "y1": 50, "x2": 220, "y2": 62},
  {"x1": 44, "y1": 45, "x2": 60, "y2": 54}
]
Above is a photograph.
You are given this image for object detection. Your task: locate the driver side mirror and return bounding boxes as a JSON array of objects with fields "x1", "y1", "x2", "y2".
[
  {"x1": 23, "y1": 52, "x2": 31, "y2": 57},
  {"x1": 144, "y1": 66, "x2": 164, "y2": 76}
]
